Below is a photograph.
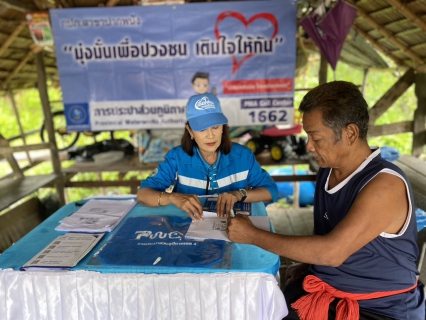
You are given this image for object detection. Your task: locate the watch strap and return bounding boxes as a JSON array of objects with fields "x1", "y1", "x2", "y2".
[{"x1": 238, "y1": 189, "x2": 247, "y2": 202}]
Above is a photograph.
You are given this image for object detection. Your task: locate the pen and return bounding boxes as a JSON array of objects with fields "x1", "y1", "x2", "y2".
[{"x1": 165, "y1": 172, "x2": 178, "y2": 193}]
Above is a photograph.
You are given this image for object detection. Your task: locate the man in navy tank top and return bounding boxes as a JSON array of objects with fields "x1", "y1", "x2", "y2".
[{"x1": 227, "y1": 81, "x2": 425, "y2": 320}]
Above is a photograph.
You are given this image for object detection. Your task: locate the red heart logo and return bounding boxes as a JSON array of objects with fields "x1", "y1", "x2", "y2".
[{"x1": 214, "y1": 11, "x2": 278, "y2": 74}]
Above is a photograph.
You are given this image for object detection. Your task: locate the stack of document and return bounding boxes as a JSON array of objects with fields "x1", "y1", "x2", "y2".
[
  {"x1": 185, "y1": 212, "x2": 271, "y2": 242},
  {"x1": 55, "y1": 199, "x2": 136, "y2": 232}
]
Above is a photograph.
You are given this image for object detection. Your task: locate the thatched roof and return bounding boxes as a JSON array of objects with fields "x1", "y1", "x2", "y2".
[{"x1": 0, "y1": 0, "x2": 425, "y2": 93}]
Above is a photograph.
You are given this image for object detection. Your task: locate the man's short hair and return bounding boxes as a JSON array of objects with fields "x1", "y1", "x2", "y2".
[
  {"x1": 299, "y1": 81, "x2": 369, "y2": 140},
  {"x1": 191, "y1": 72, "x2": 210, "y2": 84}
]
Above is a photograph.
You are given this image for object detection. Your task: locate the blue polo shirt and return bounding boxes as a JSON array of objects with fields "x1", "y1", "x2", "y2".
[
  {"x1": 140, "y1": 143, "x2": 278, "y2": 202},
  {"x1": 195, "y1": 147, "x2": 220, "y2": 195}
]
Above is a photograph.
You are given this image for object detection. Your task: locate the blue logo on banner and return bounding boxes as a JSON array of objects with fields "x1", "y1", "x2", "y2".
[{"x1": 64, "y1": 103, "x2": 90, "y2": 131}]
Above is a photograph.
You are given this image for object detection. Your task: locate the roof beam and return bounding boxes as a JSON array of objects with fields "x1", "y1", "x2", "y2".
[
  {"x1": 356, "y1": 7, "x2": 425, "y2": 66},
  {"x1": 381, "y1": 14, "x2": 426, "y2": 35},
  {"x1": 0, "y1": 0, "x2": 37, "y2": 12},
  {"x1": 0, "y1": 21, "x2": 26, "y2": 57},
  {"x1": 368, "y1": 121, "x2": 413, "y2": 137},
  {"x1": 0, "y1": 32, "x2": 33, "y2": 49},
  {"x1": 351, "y1": 24, "x2": 403, "y2": 66},
  {"x1": 59, "y1": 0, "x2": 72, "y2": 8},
  {"x1": 0, "y1": 57, "x2": 58, "y2": 72},
  {"x1": 33, "y1": 0, "x2": 47, "y2": 10},
  {"x1": 106, "y1": 0, "x2": 120, "y2": 6},
  {"x1": 0, "y1": 44, "x2": 43, "y2": 89},
  {"x1": 387, "y1": 0, "x2": 426, "y2": 33},
  {"x1": 369, "y1": 68, "x2": 415, "y2": 125}
]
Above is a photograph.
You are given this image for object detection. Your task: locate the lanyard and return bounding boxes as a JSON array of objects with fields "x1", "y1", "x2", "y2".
[{"x1": 205, "y1": 175, "x2": 209, "y2": 195}]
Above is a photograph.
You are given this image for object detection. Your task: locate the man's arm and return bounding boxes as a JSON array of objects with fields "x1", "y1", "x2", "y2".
[{"x1": 227, "y1": 172, "x2": 409, "y2": 267}]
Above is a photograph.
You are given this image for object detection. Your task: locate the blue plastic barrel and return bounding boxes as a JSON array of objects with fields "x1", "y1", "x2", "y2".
[
  {"x1": 268, "y1": 167, "x2": 315, "y2": 207},
  {"x1": 416, "y1": 208, "x2": 426, "y2": 231},
  {"x1": 380, "y1": 146, "x2": 399, "y2": 162}
]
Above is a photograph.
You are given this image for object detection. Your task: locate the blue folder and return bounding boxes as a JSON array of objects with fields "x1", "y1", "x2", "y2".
[{"x1": 98, "y1": 216, "x2": 224, "y2": 267}]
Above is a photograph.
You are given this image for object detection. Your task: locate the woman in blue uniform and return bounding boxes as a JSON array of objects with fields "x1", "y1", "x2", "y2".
[{"x1": 137, "y1": 93, "x2": 277, "y2": 221}]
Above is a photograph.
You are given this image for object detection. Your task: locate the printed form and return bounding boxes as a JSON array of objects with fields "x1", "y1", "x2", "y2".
[
  {"x1": 185, "y1": 212, "x2": 270, "y2": 242},
  {"x1": 22, "y1": 233, "x2": 104, "y2": 271},
  {"x1": 55, "y1": 199, "x2": 135, "y2": 232}
]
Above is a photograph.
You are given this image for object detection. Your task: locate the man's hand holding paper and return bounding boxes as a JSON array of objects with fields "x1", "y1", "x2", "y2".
[
  {"x1": 185, "y1": 211, "x2": 270, "y2": 242},
  {"x1": 226, "y1": 214, "x2": 258, "y2": 244}
]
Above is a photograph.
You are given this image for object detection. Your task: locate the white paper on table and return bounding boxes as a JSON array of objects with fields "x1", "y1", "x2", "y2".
[
  {"x1": 55, "y1": 199, "x2": 136, "y2": 232},
  {"x1": 185, "y1": 211, "x2": 271, "y2": 242},
  {"x1": 86, "y1": 195, "x2": 137, "y2": 199},
  {"x1": 22, "y1": 233, "x2": 104, "y2": 270}
]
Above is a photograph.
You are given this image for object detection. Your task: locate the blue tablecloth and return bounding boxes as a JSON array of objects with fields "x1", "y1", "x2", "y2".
[{"x1": 0, "y1": 197, "x2": 280, "y2": 276}]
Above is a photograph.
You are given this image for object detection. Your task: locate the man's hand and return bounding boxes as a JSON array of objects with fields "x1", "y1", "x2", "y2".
[
  {"x1": 169, "y1": 193, "x2": 203, "y2": 221},
  {"x1": 216, "y1": 191, "x2": 240, "y2": 217},
  {"x1": 226, "y1": 214, "x2": 256, "y2": 244}
]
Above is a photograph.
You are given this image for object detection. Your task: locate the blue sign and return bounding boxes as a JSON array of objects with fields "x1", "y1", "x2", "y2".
[{"x1": 50, "y1": 1, "x2": 297, "y2": 131}]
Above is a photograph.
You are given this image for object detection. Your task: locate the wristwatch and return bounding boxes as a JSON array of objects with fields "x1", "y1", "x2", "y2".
[{"x1": 238, "y1": 188, "x2": 247, "y2": 202}]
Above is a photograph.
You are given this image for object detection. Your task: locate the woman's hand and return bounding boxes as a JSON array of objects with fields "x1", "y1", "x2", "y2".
[
  {"x1": 169, "y1": 193, "x2": 203, "y2": 221},
  {"x1": 216, "y1": 191, "x2": 240, "y2": 217}
]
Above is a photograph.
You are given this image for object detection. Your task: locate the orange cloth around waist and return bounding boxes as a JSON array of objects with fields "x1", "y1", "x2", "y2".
[{"x1": 291, "y1": 275, "x2": 418, "y2": 320}]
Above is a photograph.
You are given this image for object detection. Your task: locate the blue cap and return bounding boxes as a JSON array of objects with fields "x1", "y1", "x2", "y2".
[{"x1": 185, "y1": 93, "x2": 228, "y2": 132}]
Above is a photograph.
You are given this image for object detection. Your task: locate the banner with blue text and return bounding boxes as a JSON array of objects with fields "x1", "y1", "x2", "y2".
[{"x1": 50, "y1": 1, "x2": 296, "y2": 131}]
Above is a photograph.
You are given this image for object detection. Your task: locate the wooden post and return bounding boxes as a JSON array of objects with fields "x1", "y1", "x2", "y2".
[
  {"x1": 368, "y1": 68, "x2": 415, "y2": 125},
  {"x1": 98, "y1": 172, "x2": 106, "y2": 196},
  {"x1": 361, "y1": 69, "x2": 369, "y2": 95},
  {"x1": 35, "y1": 51, "x2": 66, "y2": 206},
  {"x1": 319, "y1": 53, "x2": 328, "y2": 85},
  {"x1": 412, "y1": 72, "x2": 426, "y2": 157},
  {"x1": 130, "y1": 176, "x2": 138, "y2": 195},
  {"x1": 292, "y1": 165, "x2": 300, "y2": 209},
  {"x1": 0, "y1": 134, "x2": 24, "y2": 179},
  {"x1": 7, "y1": 90, "x2": 32, "y2": 165}
]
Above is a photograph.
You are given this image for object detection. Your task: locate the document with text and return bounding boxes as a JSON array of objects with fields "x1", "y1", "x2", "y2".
[
  {"x1": 185, "y1": 212, "x2": 270, "y2": 242},
  {"x1": 21, "y1": 232, "x2": 104, "y2": 271},
  {"x1": 55, "y1": 199, "x2": 136, "y2": 232}
]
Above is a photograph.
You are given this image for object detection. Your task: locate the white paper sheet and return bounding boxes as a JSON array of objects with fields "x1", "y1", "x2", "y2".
[
  {"x1": 185, "y1": 212, "x2": 271, "y2": 242},
  {"x1": 22, "y1": 233, "x2": 104, "y2": 270},
  {"x1": 55, "y1": 199, "x2": 136, "y2": 232}
]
